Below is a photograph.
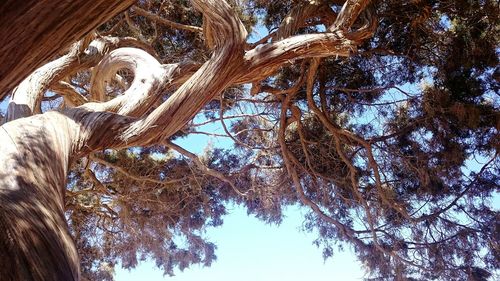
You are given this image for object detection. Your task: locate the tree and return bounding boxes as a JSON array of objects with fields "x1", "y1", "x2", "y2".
[{"x1": 0, "y1": 0, "x2": 498, "y2": 280}]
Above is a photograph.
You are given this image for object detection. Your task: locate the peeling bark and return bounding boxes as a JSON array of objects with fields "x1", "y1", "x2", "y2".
[{"x1": 0, "y1": 113, "x2": 78, "y2": 280}]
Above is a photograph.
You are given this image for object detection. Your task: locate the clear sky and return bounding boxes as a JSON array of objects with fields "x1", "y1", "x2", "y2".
[{"x1": 115, "y1": 205, "x2": 366, "y2": 281}]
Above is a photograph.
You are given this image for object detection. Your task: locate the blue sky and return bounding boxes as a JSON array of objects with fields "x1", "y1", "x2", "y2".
[{"x1": 115, "y1": 205, "x2": 366, "y2": 281}]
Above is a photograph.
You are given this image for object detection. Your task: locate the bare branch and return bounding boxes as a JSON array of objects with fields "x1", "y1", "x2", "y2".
[
  {"x1": 132, "y1": 6, "x2": 203, "y2": 33},
  {"x1": 51, "y1": 81, "x2": 89, "y2": 107},
  {"x1": 165, "y1": 141, "x2": 250, "y2": 196}
]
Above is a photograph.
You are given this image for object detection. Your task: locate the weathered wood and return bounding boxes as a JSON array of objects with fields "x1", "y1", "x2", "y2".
[
  {"x1": 0, "y1": 112, "x2": 78, "y2": 281},
  {"x1": 0, "y1": 0, "x2": 135, "y2": 99}
]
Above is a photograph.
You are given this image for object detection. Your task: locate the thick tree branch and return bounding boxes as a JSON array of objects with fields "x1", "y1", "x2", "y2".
[
  {"x1": 239, "y1": 33, "x2": 355, "y2": 83},
  {"x1": 6, "y1": 38, "x2": 93, "y2": 122},
  {"x1": 4, "y1": 35, "x2": 159, "y2": 123},
  {"x1": 0, "y1": 0, "x2": 135, "y2": 99},
  {"x1": 68, "y1": 0, "x2": 375, "y2": 153}
]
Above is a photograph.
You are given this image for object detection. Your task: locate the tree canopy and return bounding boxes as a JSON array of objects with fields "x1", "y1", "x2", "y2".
[{"x1": 0, "y1": 0, "x2": 498, "y2": 280}]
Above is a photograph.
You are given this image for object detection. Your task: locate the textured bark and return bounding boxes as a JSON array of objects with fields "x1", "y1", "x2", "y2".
[
  {"x1": 0, "y1": 0, "x2": 374, "y2": 280},
  {"x1": 0, "y1": 0, "x2": 135, "y2": 99},
  {"x1": 0, "y1": 1, "x2": 132, "y2": 280},
  {"x1": 6, "y1": 36, "x2": 158, "y2": 122},
  {"x1": 0, "y1": 113, "x2": 78, "y2": 280},
  {"x1": 6, "y1": 39, "x2": 92, "y2": 122}
]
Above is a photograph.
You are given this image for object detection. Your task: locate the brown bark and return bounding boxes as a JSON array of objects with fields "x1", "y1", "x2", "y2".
[
  {"x1": 0, "y1": 113, "x2": 78, "y2": 280},
  {"x1": 0, "y1": 0, "x2": 135, "y2": 99},
  {"x1": 6, "y1": 35, "x2": 158, "y2": 122}
]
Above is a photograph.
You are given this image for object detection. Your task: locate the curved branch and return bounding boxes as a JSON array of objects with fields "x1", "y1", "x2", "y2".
[
  {"x1": 4, "y1": 35, "x2": 159, "y2": 123},
  {"x1": 87, "y1": 48, "x2": 166, "y2": 116},
  {"x1": 6, "y1": 37, "x2": 93, "y2": 122},
  {"x1": 191, "y1": 0, "x2": 247, "y2": 48},
  {"x1": 84, "y1": 47, "x2": 200, "y2": 117}
]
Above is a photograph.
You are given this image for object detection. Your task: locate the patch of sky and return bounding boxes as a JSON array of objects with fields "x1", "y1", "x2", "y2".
[
  {"x1": 247, "y1": 16, "x2": 269, "y2": 44},
  {"x1": 173, "y1": 115, "x2": 234, "y2": 155},
  {"x1": 344, "y1": 80, "x2": 423, "y2": 138},
  {"x1": 439, "y1": 14, "x2": 452, "y2": 31},
  {"x1": 462, "y1": 153, "x2": 499, "y2": 211},
  {"x1": 115, "y1": 204, "x2": 367, "y2": 281}
]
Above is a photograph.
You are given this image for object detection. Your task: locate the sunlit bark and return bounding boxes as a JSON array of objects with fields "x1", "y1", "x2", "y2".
[{"x1": 0, "y1": 0, "x2": 135, "y2": 99}]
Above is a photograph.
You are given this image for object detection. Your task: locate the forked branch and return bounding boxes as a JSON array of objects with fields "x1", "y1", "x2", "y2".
[{"x1": 55, "y1": 0, "x2": 375, "y2": 157}]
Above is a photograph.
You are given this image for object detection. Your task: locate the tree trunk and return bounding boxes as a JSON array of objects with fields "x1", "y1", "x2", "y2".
[
  {"x1": 0, "y1": 2, "x2": 135, "y2": 280},
  {"x1": 0, "y1": 0, "x2": 135, "y2": 99},
  {"x1": 0, "y1": 113, "x2": 79, "y2": 281}
]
